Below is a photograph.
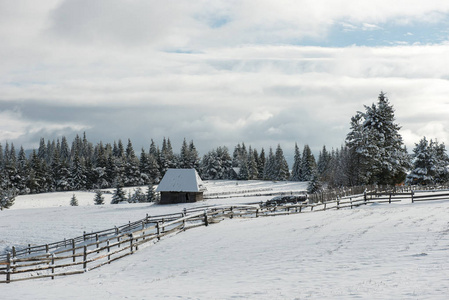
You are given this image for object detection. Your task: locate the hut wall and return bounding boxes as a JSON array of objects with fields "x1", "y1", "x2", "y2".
[{"x1": 159, "y1": 192, "x2": 204, "y2": 204}]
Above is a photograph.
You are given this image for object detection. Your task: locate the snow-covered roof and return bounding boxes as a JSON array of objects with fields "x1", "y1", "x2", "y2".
[{"x1": 156, "y1": 169, "x2": 207, "y2": 193}]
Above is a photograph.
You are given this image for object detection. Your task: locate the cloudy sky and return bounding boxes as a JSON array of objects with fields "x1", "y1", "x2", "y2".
[{"x1": 2, "y1": 0, "x2": 449, "y2": 162}]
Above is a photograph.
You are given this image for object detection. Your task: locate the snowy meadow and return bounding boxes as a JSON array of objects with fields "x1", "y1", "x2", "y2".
[{"x1": 1, "y1": 181, "x2": 449, "y2": 299}]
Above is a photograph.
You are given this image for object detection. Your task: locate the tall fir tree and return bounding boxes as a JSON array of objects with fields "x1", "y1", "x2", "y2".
[
  {"x1": 274, "y1": 144, "x2": 290, "y2": 181},
  {"x1": 146, "y1": 183, "x2": 157, "y2": 202},
  {"x1": 346, "y1": 92, "x2": 409, "y2": 185},
  {"x1": 300, "y1": 145, "x2": 316, "y2": 181},
  {"x1": 291, "y1": 143, "x2": 302, "y2": 181}
]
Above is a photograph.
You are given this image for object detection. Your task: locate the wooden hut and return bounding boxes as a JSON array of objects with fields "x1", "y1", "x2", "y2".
[{"x1": 156, "y1": 169, "x2": 207, "y2": 204}]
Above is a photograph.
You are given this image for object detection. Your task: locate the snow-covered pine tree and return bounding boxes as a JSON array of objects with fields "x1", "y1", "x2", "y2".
[
  {"x1": 407, "y1": 137, "x2": 449, "y2": 185},
  {"x1": 247, "y1": 146, "x2": 258, "y2": 180},
  {"x1": 300, "y1": 145, "x2": 316, "y2": 181},
  {"x1": 179, "y1": 138, "x2": 190, "y2": 169},
  {"x1": 0, "y1": 189, "x2": 15, "y2": 210},
  {"x1": 188, "y1": 140, "x2": 200, "y2": 170},
  {"x1": 124, "y1": 139, "x2": 141, "y2": 186},
  {"x1": 429, "y1": 139, "x2": 449, "y2": 184},
  {"x1": 201, "y1": 149, "x2": 220, "y2": 180},
  {"x1": 130, "y1": 187, "x2": 146, "y2": 203},
  {"x1": 257, "y1": 148, "x2": 266, "y2": 179},
  {"x1": 238, "y1": 160, "x2": 249, "y2": 180},
  {"x1": 317, "y1": 145, "x2": 331, "y2": 182},
  {"x1": 291, "y1": 143, "x2": 302, "y2": 181},
  {"x1": 146, "y1": 183, "x2": 157, "y2": 202},
  {"x1": 111, "y1": 184, "x2": 127, "y2": 204},
  {"x1": 94, "y1": 190, "x2": 105, "y2": 205},
  {"x1": 147, "y1": 154, "x2": 161, "y2": 183},
  {"x1": 217, "y1": 146, "x2": 233, "y2": 179},
  {"x1": 159, "y1": 137, "x2": 175, "y2": 176},
  {"x1": 69, "y1": 150, "x2": 87, "y2": 190},
  {"x1": 263, "y1": 148, "x2": 276, "y2": 180},
  {"x1": 274, "y1": 144, "x2": 290, "y2": 181},
  {"x1": 16, "y1": 146, "x2": 28, "y2": 194},
  {"x1": 307, "y1": 171, "x2": 322, "y2": 194},
  {"x1": 60, "y1": 136, "x2": 70, "y2": 163},
  {"x1": 346, "y1": 92, "x2": 409, "y2": 185},
  {"x1": 70, "y1": 194, "x2": 78, "y2": 206}
]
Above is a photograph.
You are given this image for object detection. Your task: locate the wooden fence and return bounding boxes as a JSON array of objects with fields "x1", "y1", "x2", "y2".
[{"x1": 1, "y1": 188, "x2": 449, "y2": 283}]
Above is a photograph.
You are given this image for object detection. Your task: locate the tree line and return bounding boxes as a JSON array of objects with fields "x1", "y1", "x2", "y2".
[
  {"x1": 0, "y1": 133, "x2": 319, "y2": 196},
  {"x1": 1, "y1": 92, "x2": 449, "y2": 209}
]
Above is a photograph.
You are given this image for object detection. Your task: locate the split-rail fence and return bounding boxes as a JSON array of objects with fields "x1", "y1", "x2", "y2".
[{"x1": 1, "y1": 188, "x2": 449, "y2": 283}]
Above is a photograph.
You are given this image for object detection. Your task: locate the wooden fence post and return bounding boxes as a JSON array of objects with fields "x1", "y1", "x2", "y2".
[
  {"x1": 411, "y1": 190, "x2": 414, "y2": 203},
  {"x1": 337, "y1": 199, "x2": 340, "y2": 209},
  {"x1": 129, "y1": 235, "x2": 134, "y2": 254},
  {"x1": 6, "y1": 252, "x2": 11, "y2": 283},
  {"x1": 256, "y1": 209, "x2": 259, "y2": 217},
  {"x1": 230, "y1": 206, "x2": 234, "y2": 219},
  {"x1": 96, "y1": 234, "x2": 100, "y2": 253},
  {"x1": 83, "y1": 231, "x2": 86, "y2": 241},
  {"x1": 181, "y1": 212, "x2": 186, "y2": 230},
  {"x1": 107, "y1": 240, "x2": 111, "y2": 263},
  {"x1": 156, "y1": 222, "x2": 161, "y2": 241},
  {"x1": 71, "y1": 239, "x2": 76, "y2": 262},
  {"x1": 12, "y1": 246, "x2": 16, "y2": 258},
  {"x1": 51, "y1": 254, "x2": 55, "y2": 280},
  {"x1": 389, "y1": 193, "x2": 392, "y2": 204},
  {"x1": 364, "y1": 191, "x2": 367, "y2": 205},
  {"x1": 28, "y1": 244, "x2": 31, "y2": 255},
  {"x1": 83, "y1": 246, "x2": 87, "y2": 270},
  {"x1": 203, "y1": 210, "x2": 209, "y2": 226}
]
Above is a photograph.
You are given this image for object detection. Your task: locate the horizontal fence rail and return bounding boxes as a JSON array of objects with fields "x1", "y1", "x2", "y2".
[{"x1": 2, "y1": 187, "x2": 449, "y2": 283}]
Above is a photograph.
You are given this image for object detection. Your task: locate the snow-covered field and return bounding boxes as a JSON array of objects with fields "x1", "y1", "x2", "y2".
[{"x1": 1, "y1": 181, "x2": 449, "y2": 299}]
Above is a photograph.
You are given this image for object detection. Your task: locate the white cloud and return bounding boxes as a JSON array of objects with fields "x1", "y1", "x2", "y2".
[{"x1": 1, "y1": 1, "x2": 449, "y2": 157}]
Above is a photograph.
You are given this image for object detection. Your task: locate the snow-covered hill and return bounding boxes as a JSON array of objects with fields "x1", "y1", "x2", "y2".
[{"x1": 1, "y1": 181, "x2": 449, "y2": 299}]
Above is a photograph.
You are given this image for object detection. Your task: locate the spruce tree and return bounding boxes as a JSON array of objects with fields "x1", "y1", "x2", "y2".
[
  {"x1": 111, "y1": 184, "x2": 127, "y2": 204},
  {"x1": 407, "y1": 137, "x2": 449, "y2": 185},
  {"x1": 70, "y1": 194, "x2": 78, "y2": 206},
  {"x1": 146, "y1": 183, "x2": 157, "y2": 202},
  {"x1": 124, "y1": 139, "x2": 141, "y2": 186},
  {"x1": 94, "y1": 190, "x2": 105, "y2": 205},
  {"x1": 291, "y1": 143, "x2": 302, "y2": 181},
  {"x1": 274, "y1": 144, "x2": 290, "y2": 181},
  {"x1": 317, "y1": 145, "x2": 331, "y2": 182},
  {"x1": 0, "y1": 189, "x2": 15, "y2": 210},
  {"x1": 257, "y1": 148, "x2": 266, "y2": 179},
  {"x1": 130, "y1": 187, "x2": 146, "y2": 203},
  {"x1": 263, "y1": 148, "x2": 276, "y2": 180},
  {"x1": 300, "y1": 145, "x2": 316, "y2": 181},
  {"x1": 346, "y1": 92, "x2": 409, "y2": 185},
  {"x1": 179, "y1": 138, "x2": 190, "y2": 169},
  {"x1": 307, "y1": 171, "x2": 322, "y2": 194},
  {"x1": 238, "y1": 160, "x2": 249, "y2": 180}
]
